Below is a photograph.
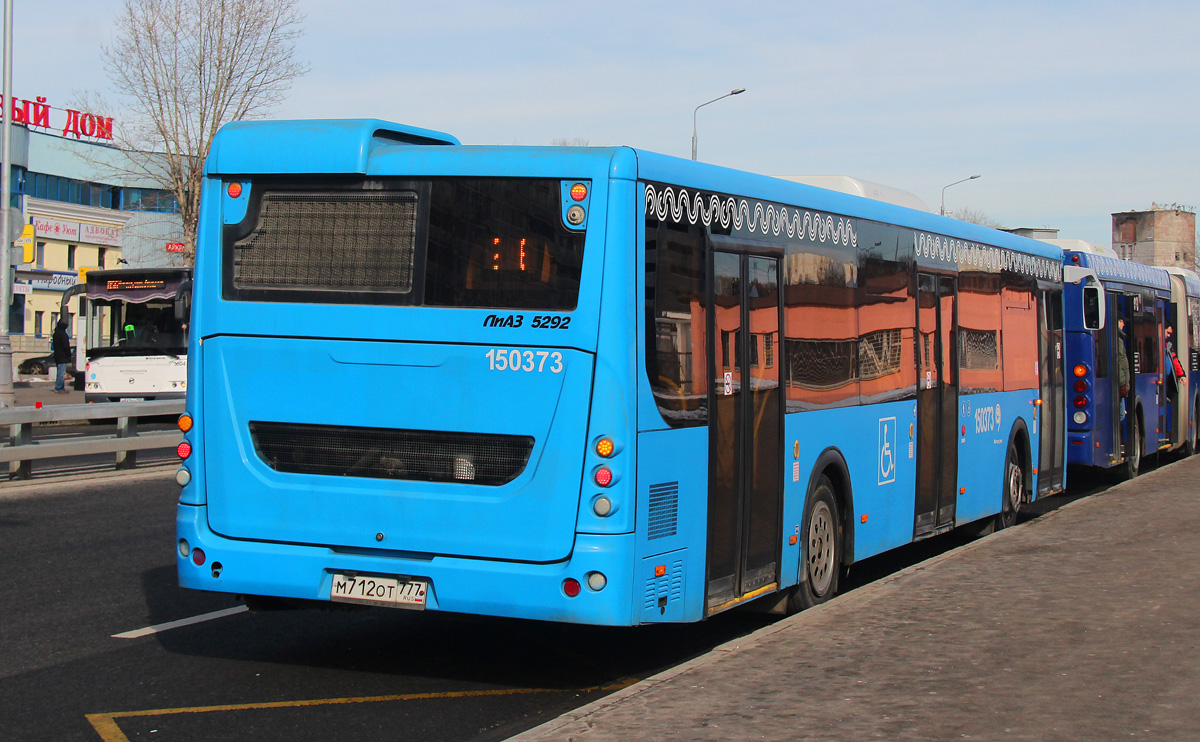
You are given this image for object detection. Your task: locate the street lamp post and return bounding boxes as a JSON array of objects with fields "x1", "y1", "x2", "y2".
[
  {"x1": 692, "y1": 88, "x2": 746, "y2": 161},
  {"x1": 940, "y1": 174, "x2": 981, "y2": 217}
]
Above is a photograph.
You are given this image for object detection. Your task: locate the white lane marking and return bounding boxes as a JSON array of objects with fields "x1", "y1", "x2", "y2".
[{"x1": 112, "y1": 605, "x2": 248, "y2": 639}]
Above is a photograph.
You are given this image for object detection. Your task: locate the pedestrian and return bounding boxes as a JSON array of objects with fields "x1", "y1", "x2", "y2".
[
  {"x1": 52, "y1": 318, "x2": 71, "y2": 394},
  {"x1": 1165, "y1": 325, "x2": 1186, "y2": 399}
]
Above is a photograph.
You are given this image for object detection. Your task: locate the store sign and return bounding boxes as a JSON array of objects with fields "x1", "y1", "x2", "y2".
[
  {"x1": 28, "y1": 272, "x2": 79, "y2": 291},
  {"x1": 81, "y1": 223, "x2": 122, "y2": 247},
  {"x1": 11, "y1": 283, "x2": 31, "y2": 296},
  {"x1": 0, "y1": 95, "x2": 115, "y2": 141},
  {"x1": 33, "y1": 216, "x2": 79, "y2": 241},
  {"x1": 165, "y1": 242, "x2": 186, "y2": 253}
]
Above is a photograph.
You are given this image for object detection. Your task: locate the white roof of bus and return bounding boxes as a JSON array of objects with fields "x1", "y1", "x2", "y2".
[
  {"x1": 1040, "y1": 237, "x2": 1120, "y2": 259},
  {"x1": 774, "y1": 175, "x2": 931, "y2": 212}
]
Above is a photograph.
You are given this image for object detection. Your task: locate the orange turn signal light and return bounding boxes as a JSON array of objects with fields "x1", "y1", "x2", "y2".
[
  {"x1": 1073, "y1": 364, "x2": 1088, "y2": 378},
  {"x1": 177, "y1": 414, "x2": 193, "y2": 433}
]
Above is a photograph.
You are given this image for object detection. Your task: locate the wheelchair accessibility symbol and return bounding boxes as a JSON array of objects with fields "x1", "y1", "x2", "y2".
[{"x1": 878, "y1": 416, "x2": 897, "y2": 485}]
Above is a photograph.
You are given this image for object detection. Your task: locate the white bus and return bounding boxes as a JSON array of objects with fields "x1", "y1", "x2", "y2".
[{"x1": 61, "y1": 268, "x2": 191, "y2": 402}]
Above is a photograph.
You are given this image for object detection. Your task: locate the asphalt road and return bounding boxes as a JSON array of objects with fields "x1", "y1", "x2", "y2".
[{"x1": 0, "y1": 458, "x2": 1142, "y2": 742}]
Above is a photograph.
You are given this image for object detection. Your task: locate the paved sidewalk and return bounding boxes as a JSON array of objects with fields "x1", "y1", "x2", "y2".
[
  {"x1": 510, "y1": 457, "x2": 1200, "y2": 742},
  {"x1": 8, "y1": 380, "x2": 85, "y2": 408}
]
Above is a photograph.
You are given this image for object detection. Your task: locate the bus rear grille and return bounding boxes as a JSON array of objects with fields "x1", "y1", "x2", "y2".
[
  {"x1": 233, "y1": 192, "x2": 417, "y2": 292},
  {"x1": 647, "y1": 481, "x2": 680, "y2": 540},
  {"x1": 248, "y1": 421, "x2": 533, "y2": 486}
]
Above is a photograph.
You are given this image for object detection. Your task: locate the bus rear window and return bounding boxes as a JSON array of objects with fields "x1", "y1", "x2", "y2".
[{"x1": 225, "y1": 178, "x2": 584, "y2": 310}]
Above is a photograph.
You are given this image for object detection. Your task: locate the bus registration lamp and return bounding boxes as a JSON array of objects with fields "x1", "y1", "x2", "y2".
[{"x1": 692, "y1": 88, "x2": 746, "y2": 161}]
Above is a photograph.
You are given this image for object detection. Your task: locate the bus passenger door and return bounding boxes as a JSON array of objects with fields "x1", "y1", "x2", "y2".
[
  {"x1": 915, "y1": 273, "x2": 958, "y2": 538},
  {"x1": 1156, "y1": 301, "x2": 1170, "y2": 448},
  {"x1": 706, "y1": 251, "x2": 783, "y2": 614},
  {"x1": 1037, "y1": 289, "x2": 1065, "y2": 495}
]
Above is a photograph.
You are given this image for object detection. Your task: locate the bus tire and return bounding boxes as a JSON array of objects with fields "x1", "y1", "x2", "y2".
[
  {"x1": 788, "y1": 475, "x2": 842, "y2": 612},
  {"x1": 1119, "y1": 412, "x2": 1141, "y2": 481},
  {"x1": 996, "y1": 442, "x2": 1023, "y2": 530}
]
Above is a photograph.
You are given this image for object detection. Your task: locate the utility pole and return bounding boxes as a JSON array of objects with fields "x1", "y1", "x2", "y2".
[{"x1": 0, "y1": 0, "x2": 16, "y2": 408}]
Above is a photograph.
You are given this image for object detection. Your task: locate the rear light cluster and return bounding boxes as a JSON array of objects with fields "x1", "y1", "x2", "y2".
[
  {"x1": 176, "y1": 413, "x2": 193, "y2": 486},
  {"x1": 1072, "y1": 364, "x2": 1091, "y2": 426},
  {"x1": 562, "y1": 436, "x2": 620, "y2": 600}
]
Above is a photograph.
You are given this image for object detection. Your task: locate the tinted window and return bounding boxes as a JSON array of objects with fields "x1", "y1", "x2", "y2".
[
  {"x1": 226, "y1": 178, "x2": 585, "y2": 310},
  {"x1": 424, "y1": 179, "x2": 583, "y2": 310},
  {"x1": 645, "y1": 217, "x2": 708, "y2": 427}
]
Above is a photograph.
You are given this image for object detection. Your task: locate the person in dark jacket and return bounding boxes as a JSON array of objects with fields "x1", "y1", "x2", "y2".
[{"x1": 52, "y1": 318, "x2": 71, "y2": 393}]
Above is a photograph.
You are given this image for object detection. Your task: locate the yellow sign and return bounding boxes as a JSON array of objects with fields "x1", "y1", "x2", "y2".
[
  {"x1": 79, "y1": 266, "x2": 95, "y2": 282},
  {"x1": 16, "y1": 223, "x2": 34, "y2": 263}
]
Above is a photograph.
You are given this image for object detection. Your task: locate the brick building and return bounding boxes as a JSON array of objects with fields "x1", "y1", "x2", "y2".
[{"x1": 1111, "y1": 205, "x2": 1196, "y2": 269}]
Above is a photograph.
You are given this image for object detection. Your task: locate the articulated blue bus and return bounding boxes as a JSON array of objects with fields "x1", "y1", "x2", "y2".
[
  {"x1": 176, "y1": 119, "x2": 1094, "y2": 625},
  {"x1": 1062, "y1": 250, "x2": 1196, "y2": 478}
]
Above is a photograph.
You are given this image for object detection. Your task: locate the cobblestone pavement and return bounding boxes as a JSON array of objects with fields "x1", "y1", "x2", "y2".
[{"x1": 509, "y1": 456, "x2": 1200, "y2": 742}]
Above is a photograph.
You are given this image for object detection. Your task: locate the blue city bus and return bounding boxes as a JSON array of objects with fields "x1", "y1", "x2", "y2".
[
  {"x1": 176, "y1": 119, "x2": 1090, "y2": 625},
  {"x1": 1165, "y1": 267, "x2": 1200, "y2": 454},
  {"x1": 1063, "y1": 250, "x2": 1180, "y2": 478}
]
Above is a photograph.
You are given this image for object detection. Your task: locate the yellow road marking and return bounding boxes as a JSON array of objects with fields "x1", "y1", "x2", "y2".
[{"x1": 86, "y1": 677, "x2": 639, "y2": 742}]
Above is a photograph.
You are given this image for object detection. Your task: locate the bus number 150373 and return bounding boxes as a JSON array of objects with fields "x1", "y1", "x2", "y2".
[{"x1": 485, "y1": 348, "x2": 564, "y2": 373}]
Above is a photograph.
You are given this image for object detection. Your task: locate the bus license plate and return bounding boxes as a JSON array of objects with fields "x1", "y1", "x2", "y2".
[{"x1": 329, "y1": 573, "x2": 427, "y2": 609}]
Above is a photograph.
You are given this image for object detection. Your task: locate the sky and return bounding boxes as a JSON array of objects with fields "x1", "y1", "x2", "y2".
[{"x1": 13, "y1": 0, "x2": 1200, "y2": 247}]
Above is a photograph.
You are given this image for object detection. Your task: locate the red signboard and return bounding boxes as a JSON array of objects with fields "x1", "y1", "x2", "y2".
[{"x1": 165, "y1": 242, "x2": 185, "y2": 253}]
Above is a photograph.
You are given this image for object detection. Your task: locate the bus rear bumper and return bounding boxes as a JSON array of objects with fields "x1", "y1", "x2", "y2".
[
  {"x1": 86, "y1": 391, "x2": 187, "y2": 403},
  {"x1": 176, "y1": 503, "x2": 639, "y2": 626}
]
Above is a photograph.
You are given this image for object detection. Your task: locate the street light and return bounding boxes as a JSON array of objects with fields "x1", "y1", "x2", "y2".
[
  {"x1": 940, "y1": 174, "x2": 981, "y2": 217},
  {"x1": 692, "y1": 88, "x2": 746, "y2": 161}
]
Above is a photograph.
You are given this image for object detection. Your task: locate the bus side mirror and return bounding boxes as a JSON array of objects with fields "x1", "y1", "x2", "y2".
[
  {"x1": 1064, "y1": 265, "x2": 1105, "y2": 331},
  {"x1": 1083, "y1": 285, "x2": 1103, "y2": 331}
]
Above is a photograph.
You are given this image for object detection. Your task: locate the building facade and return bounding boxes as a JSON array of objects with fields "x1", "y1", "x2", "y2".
[
  {"x1": 1111, "y1": 206, "x2": 1197, "y2": 270},
  {"x1": 3, "y1": 110, "x2": 184, "y2": 366}
]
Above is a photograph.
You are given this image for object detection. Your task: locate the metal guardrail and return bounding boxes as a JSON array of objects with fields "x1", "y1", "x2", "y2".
[{"x1": 0, "y1": 400, "x2": 185, "y2": 480}]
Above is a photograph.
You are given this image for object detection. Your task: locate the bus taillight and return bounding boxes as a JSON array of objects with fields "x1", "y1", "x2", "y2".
[
  {"x1": 1073, "y1": 396, "x2": 1088, "y2": 409},
  {"x1": 1073, "y1": 364, "x2": 1088, "y2": 378},
  {"x1": 177, "y1": 440, "x2": 192, "y2": 459},
  {"x1": 562, "y1": 578, "x2": 581, "y2": 598},
  {"x1": 595, "y1": 437, "x2": 615, "y2": 457},
  {"x1": 1074, "y1": 379, "x2": 1088, "y2": 393},
  {"x1": 594, "y1": 467, "x2": 613, "y2": 487},
  {"x1": 178, "y1": 414, "x2": 193, "y2": 433}
]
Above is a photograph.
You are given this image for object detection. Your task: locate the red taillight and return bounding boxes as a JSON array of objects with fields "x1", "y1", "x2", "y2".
[
  {"x1": 569, "y1": 183, "x2": 588, "y2": 201},
  {"x1": 192, "y1": 548, "x2": 206, "y2": 566},
  {"x1": 562, "y1": 578, "x2": 581, "y2": 597},
  {"x1": 1074, "y1": 379, "x2": 1088, "y2": 393},
  {"x1": 176, "y1": 441, "x2": 192, "y2": 459},
  {"x1": 594, "y1": 467, "x2": 613, "y2": 487},
  {"x1": 227, "y1": 182, "x2": 243, "y2": 198},
  {"x1": 1073, "y1": 396, "x2": 1088, "y2": 408}
]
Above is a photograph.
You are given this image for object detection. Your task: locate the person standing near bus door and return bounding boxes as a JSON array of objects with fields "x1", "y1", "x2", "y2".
[
  {"x1": 1165, "y1": 325, "x2": 1186, "y2": 400},
  {"x1": 1117, "y1": 319, "x2": 1130, "y2": 421},
  {"x1": 52, "y1": 318, "x2": 71, "y2": 394}
]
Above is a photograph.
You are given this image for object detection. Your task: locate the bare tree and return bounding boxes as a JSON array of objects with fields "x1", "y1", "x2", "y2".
[
  {"x1": 100, "y1": 0, "x2": 307, "y2": 262},
  {"x1": 551, "y1": 137, "x2": 590, "y2": 146},
  {"x1": 953, "y1": 207, "x2": 1002, "y2": 229}
]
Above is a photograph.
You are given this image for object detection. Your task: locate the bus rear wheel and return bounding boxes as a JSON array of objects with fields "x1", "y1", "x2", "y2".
[
  {"x1": 788, "y1": 475, "x2": 842, "y2": 613},
  {"x1": 997, "y1": 443, "x2": 1023, "y2": 530},
  {"x1": 1119, "y1": 414, "x2": 1141, "y2": 481}
]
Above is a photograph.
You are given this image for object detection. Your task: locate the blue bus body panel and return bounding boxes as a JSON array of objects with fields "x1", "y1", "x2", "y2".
[
  {"x1": 209, "y1": 119, "x2": 460, "y2": 176},
  {"x1": 178, "y1": 504, "x2": 637, "y2": 625},
  {"x1": 201, "y1": 336, "x2": 593, "y2": 562},
  {"x1": 634, "y1": 427, "x2": 708, "y2": 623}
]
